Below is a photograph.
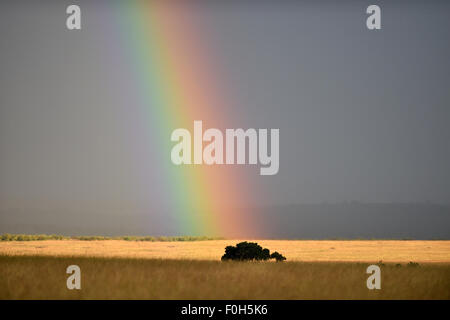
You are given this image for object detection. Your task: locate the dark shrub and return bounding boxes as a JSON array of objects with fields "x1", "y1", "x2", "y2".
[
  {"x1": 262, "y1": 248, "x2": 271, "y2": 260},
  {"x1": 221, "y1": 241, "x2": 286, "y2": 262},
  {"x1": 270, "y1": 251, "x2": 287, "y2": 262},
  {"x1": 223, "y1": 245, "x2": 238, "y2": 259}
]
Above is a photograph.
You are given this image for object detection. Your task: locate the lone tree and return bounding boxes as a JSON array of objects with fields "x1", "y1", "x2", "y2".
[{"x1": 221, "y1": 241, "x2": 286, "y2": 262}]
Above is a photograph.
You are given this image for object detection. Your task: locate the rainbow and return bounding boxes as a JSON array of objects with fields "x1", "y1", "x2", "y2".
[{"x1": 111, "y1": 1, "x2": 262, "y2": 237}]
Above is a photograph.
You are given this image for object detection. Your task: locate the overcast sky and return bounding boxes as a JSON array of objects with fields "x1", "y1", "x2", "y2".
[{"x1": 1, "y1": 0, "x2": 449, "y2": 236}]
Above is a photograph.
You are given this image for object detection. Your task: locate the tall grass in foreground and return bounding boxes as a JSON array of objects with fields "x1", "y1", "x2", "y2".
[
  {"x1": 0, "y1": 255, "x2": 449, "y2": 299},
  {"x1": 0, "y1": 234, "x2": 223, "y2": 242}
]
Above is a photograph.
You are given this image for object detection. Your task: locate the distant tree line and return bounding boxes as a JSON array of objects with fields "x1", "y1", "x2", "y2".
[{"x1": 0, "y1": 234, "x2": 223, "y2": 242}]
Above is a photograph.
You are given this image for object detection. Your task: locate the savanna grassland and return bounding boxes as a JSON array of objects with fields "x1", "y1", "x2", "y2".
[
  {"x1": 1, "y1": 255, "x2": 449, "y2": 299},
  {"x1": 1, "y1": 239, "x2": 449, "y2": 262},
  {"x1": 1, "y1": 238, "x2": 449, "y2": 299}
]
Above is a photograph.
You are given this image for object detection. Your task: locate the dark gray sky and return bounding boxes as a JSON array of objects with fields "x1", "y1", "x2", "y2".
[{"x1": 1, "y1": 0, "x2": 449, "y2": 236}]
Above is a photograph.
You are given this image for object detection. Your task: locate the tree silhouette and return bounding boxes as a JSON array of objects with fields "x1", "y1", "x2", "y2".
[
  {"x1": 221, "y1": 241, "x2": 286, "y2": 262},
  {"x1": 270, "y1": 251, "x2": 287, "y2": 262}
]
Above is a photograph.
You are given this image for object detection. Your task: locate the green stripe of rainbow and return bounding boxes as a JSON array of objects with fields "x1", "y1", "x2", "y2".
[{"x1": 115, "y1": 1, "x2": 259, "y2": 237}]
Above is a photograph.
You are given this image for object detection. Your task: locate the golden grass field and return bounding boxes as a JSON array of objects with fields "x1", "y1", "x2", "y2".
[
  {"x1": 1, "y1": 240, "x2": 449, "y2": 262},
  {"x1": 1, "y1": 240, "x2": 449, "y2": 299}
]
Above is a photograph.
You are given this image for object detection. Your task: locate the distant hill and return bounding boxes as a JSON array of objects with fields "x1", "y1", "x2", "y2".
[
  {"x1": 259, "y1": 203, "x2": 450, "y2": 239},
  {"x1": 1, "y1": 203, "x2": 449, "y2": 239}
]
